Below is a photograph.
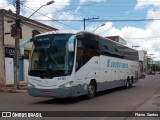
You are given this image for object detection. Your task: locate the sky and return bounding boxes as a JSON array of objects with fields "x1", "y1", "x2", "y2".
[{"x1": 1, "y1": 0, "x2": 160, "y2": 60}]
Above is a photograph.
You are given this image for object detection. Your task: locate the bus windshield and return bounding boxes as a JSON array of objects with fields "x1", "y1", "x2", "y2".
[{"x1": 28, "y1": 34, "x2": 74, "y2": 78}]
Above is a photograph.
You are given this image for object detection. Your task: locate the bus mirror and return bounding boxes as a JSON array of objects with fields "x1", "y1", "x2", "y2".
[
  {"x1": 68, "y1": 35, "x2": 76, "y2": 52},
  {"x1": 31, "y1": 38, "x2": 36, "y2": 45},
  {"x1": 30, "y1": 38, "x2": 34, "y2": 42}
]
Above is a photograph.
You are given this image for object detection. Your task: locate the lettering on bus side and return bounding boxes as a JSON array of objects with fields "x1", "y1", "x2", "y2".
[{"x1": 107, "y1": 60, "x2": 128, "y2": 68}]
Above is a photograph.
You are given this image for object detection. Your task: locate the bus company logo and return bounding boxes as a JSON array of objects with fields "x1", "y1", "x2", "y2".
[
  {"x1": 2, "y1": 112, "x2": 11, "y2": 117},
  {"x1": 107, "y1": 60, "x2": 128, "y2": 68}
]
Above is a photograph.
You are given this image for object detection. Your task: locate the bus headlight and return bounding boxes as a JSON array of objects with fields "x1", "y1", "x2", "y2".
[
  {"x1": 28, "y1": 82, "x2": 35, "y2": 88},
  {"x1": 59, "y1": 81, "x2": 74, "y2": 88}
]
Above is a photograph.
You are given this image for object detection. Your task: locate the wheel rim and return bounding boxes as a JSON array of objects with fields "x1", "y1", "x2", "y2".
[
  {"x1": 89, "y1": 85, "x2": 95, "y2": 96},
  {"x1": 88, "y1": 85, "x2": 95, "y2": 96}
]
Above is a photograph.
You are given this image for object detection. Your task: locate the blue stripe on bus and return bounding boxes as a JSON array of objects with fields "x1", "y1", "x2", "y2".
[{"x1": 68, "y1": 35, "x2": 76, "y2": 44}]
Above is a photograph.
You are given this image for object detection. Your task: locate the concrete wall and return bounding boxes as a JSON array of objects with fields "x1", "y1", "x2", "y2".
[{"x1": 138, "y1": 50, "x2": 145, "y2": 61}]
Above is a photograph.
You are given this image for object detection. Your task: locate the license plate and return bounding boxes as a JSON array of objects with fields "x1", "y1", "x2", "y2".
[{"x1": 42, "y1": 90, "x2": 51, "y2": 95}]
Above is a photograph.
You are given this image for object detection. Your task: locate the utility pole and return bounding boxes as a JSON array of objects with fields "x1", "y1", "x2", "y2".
[
  {"x1": 83, "y1": 17, "x2": 99, "y2": 30},
  {"x1": 83, "y1": 18, "x2": 85, "y2": 30},
  {"x1": 14, "y1": 0, "x2": 21, "y2": 89},
  {"x1": 12, "y1": 0, "x2": 54, "y2": 89}
]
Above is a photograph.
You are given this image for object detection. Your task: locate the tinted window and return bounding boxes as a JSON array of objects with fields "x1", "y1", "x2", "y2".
[
  {"x1": 76, "y1": 34, "x2": 99, "y2": 71},
  {"x1": 29, "y1": 34, "x2": 74, "y2": 78},
  {"x1": 99, "y1": 37, "x2": 138, "y2": 61}
]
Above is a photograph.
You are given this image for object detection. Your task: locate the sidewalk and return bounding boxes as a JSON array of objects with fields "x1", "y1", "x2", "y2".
[
  {"x1": 0, "y1": 83, "x2": 27, "y2": 93},
  {"x1": 127, "y1": 87, "x2": 160, "y2": 120}
]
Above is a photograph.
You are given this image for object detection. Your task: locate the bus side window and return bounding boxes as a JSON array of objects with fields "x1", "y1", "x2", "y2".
[
  {"x1": 76, "y1": 35, "x2": 99, "y2": 71},
  {"x1": 76, "y1": 47, "x2": 83, "y2": 71}
]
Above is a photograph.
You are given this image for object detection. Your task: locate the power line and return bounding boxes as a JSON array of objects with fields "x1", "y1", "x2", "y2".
[
  {"x1": 29, "y1": 2, "x2": 103, "y2": 19},
  {"x1": 125, "y1": 37, "x2": 160, "y2": 40},
  {"x1": 0, "y1": 2, "x2": 14, "y2": 9},
  {"x1": 20, "y1": 1, "x2": 104, "y2": 19},
  {"x1": 93, "y1": 18, "x2": 160, "y2": 22},
  {"x1": 14, "y1": 0, "x2": 139, "y2": 3},
  {"x1": 83, "y1": 17, "x2": 99, "y2": 30},
  {"x1": 49, "y1": 1, "x2": 104, "y2": 14},
  {"x1": 32, "y1": 18, "x2": 160, "y2": 22},
  {"x1": 18, "y1": 1, "x2": 160, "y2": 30},
  {"x1": 20, "y1": 3, "x2": 79, "y2": 30}
]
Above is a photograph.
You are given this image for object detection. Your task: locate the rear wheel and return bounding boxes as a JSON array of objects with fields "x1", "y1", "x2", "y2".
[{"x1": 86, "y1": 81, "x2": 96, "y2": 99}]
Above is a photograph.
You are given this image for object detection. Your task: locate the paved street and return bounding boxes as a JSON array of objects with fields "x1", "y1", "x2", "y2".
[{"x1": 0, "y1": 75, "x2": 160, "y2": 120}]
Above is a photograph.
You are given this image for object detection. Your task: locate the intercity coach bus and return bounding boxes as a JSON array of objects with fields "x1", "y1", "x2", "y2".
[{"x1": 28, "y1": 30, "x2": 139, "y2": 99}]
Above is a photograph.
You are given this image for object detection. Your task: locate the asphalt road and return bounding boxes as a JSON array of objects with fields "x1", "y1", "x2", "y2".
[{"x1": 0, "y1": 75, "x2": 160, "y2": 120}]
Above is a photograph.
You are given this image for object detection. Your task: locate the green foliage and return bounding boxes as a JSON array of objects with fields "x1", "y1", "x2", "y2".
[{"x1": 152, "y1": 64, "x2": 160, "y2": 71}]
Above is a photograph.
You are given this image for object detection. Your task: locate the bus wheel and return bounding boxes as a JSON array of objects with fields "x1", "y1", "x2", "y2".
[{"x1": 86, "y1": 81, "x2": 96, "y2": 99}]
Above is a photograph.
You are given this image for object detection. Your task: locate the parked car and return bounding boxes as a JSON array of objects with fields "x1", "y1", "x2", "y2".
[{"x1": 150, "y1": 71, "x2": 156, "y2": 75}]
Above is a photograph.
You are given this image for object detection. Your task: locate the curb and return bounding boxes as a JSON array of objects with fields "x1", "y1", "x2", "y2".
[{"x1": 0, "y1": 88, "x2": 27, "y2": 93}]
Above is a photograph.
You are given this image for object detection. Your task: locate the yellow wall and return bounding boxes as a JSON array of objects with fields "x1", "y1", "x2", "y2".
[
  {"x1": 4, "y1": 15, "x2": 54, "y2": 49},
  {"x1": 1, "y1": 14, "x2": 55, "y2": 86}
]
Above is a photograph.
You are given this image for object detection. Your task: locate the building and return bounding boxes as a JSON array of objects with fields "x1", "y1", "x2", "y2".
[
  {"x1": 156, "y1": 61, "x2": 159, "y2": 65},
  {"x1": 138, "y1": 50, "x2": 148, "y2": 75},
  {"x1": 147, "y1": 59, "x2": 160, "y2": 74},
  {"x1": 0, "y1": 9, "x2": 57, "y2": 86},
  {"x1": 106, "y1": 36, "x2": 127, "y2": 45}
]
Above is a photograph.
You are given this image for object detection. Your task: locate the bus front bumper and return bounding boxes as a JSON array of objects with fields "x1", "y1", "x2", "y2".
[
  {"x1": 28, "y1": 85, "x2": 87, "y2": 98},
  {"x1": 28, "y1": 87, "x2": 75, "y2": 98}
]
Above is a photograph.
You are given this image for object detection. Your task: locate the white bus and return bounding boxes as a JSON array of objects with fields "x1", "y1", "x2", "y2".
[{"x1": 28, "y1": 30, "x2": 139, "y2": 99}]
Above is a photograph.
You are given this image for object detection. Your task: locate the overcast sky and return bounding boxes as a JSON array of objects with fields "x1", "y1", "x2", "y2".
[{"x1": 1, "y1": 0, "x2": 160, "y2": 60}]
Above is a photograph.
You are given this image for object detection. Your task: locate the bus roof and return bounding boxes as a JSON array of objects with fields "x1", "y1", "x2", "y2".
[
  {"x1": 77, "y1": 31, "x2": 137, "y2": 51},
  {"x1": 35, "y1": 30, "x2": 136, "y2": 51},
  {"x1": 36, "y1": 30, "x2": 80, "y2": 37}
]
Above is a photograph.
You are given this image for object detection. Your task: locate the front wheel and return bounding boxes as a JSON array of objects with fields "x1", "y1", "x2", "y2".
[{"x1": 86, "y1": 81, "x2": 96, "y2": 99}]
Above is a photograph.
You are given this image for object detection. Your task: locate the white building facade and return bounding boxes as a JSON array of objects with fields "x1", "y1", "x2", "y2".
[{"x1": 0, "y1": 9, "x2": 57, "y2": 86}]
